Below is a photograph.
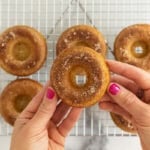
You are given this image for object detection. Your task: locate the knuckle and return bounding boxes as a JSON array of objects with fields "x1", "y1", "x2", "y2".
[
  {"x1": 121, "y1": 92, "x2": 136, "y2": 107},
  {"x1": 39, "y1": 102, "x2": 51, "y2": 114}
]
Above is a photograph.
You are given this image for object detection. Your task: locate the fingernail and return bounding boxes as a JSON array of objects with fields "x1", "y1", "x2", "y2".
[
  {"x1": 109, "y1": 83, "x2": 120, "y2": 95},
  {"x1": 46, "y1": 88, "x2": 55, "y2": 99}
]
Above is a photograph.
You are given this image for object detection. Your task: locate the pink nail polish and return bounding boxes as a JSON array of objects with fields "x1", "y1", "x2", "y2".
[
  {"x1": 46, "y1": 88, "x2": 55, "y2": 99},
  {"x1": 109, "y1": 83, "x2": 120, "y2": 95}
]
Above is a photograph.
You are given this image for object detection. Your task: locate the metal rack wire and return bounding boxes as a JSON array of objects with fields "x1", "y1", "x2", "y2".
[{"x1": 0, "y1": 0, "x2": 150, "y2": 136}]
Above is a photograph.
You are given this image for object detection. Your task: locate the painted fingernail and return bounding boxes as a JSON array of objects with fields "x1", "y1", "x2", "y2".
[
  {"x1": 109, "y1": 83, "x2": 120, "y2": 95},
  {"x1": 46, "y1": 88, "x2": 55, "y2": 99}
]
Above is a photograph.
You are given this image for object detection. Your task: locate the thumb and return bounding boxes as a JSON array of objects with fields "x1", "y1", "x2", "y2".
[
  {"x1": 107, "y1": 82, "x2": 148, "y2": 117},
  {"x1": 31, "y1": 87, "x2": 57, "y2": 129}
]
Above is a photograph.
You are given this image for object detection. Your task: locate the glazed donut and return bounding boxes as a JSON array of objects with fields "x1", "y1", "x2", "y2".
[
  {"x1": 50, "y1": 46, "x2": 110, "y2": 107},
  {"x1": 114, "y1": 24, "x2": 150, "y2": 71},
  {"x1": 0, "y1": 25, "x2": 47, "y2": 76},
  {"x1": 56, "y1": 25, "x2": 107, "y2": 56},
  {"x1": 0, "y1": 79, "x2": 42, "y2": 125},
  {"x1": 110, "y1": 113, "x2": 136, "y2": 133}
]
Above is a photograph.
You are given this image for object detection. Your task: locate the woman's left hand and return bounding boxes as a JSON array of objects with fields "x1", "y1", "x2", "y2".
[{"x1": 10, "y1": 82, "x2": 82, "y2": 150}]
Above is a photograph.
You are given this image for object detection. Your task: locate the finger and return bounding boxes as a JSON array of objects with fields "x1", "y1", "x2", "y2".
[
  {"x1": 30, "y1": 87, "x2": 57, "y2": 129},
  {"x1": 58, "y1": 107, "x2": 82, "y2": 137},
  {"x1": 100, "y1": 74, "x2": 142, "y2": 103},
  {"x1": 99, "y1": 101, "x2": 131, "y2": 120},
  {"x1": 107, "y1": 60, "x2": 150, "y2": 89},
  {"x1": 100, "y1": 94, "x2": 111, "y2": 102},
  {"x1": 51, "y1": 101, "x2": 71, "y2": 125},
  {"x1": 143, "y1": 89, "x2": 150, "y2": 103},
  {"x1": 111, "y1": 74, "x2": 139, "y2": 94},
  {"x1": 20, "y1": 81, "x2": 50, "y2": 119},
  {"x1": 107, "y1": 82, "x2": 149, "y2": 117}
]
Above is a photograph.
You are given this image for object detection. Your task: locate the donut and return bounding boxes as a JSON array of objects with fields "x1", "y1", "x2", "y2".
[
  {"x1": 110, "y1": 113, "x2": 136, "y2": 133},
  {"x1": 0, "y1": 25, "x2": 47, "y2": 76},
  {"x1": 114, "y1": 24, "x2": 150, "y2": 71},
  {"x1": 0, "y1": 79, "x2": 42, "y2": 125},
  {"x1": 50, "y1": 46, "x2": 110, "y2": 107},
  {"x1": 56, "y1": 25, "x2": 107, "y2": 56}
]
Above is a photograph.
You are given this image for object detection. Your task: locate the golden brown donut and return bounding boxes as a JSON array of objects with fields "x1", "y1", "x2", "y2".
[
  {"x1": 114, "y1": 24, "x2": 150, "y2": 71},
  {"x1": 50, "y1": 46, "x2": 110, "y2": 107},
  {"x1": 0, "y1": 25, "x2": 47, "y2": 76},
  {"x1": 56, "y1": 25, "x2": 107, "y2": 56},
  {"x1": 0, "y1": 79, "x2": 42, "y2": 125},
  {"x1": 110, "y1": 113, "x2": 136, "y2": 133}
]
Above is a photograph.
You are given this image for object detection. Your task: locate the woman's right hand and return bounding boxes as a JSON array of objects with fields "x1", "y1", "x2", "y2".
[{"x1": 99, "y1": 60, "x2": 150, "y2": 150}]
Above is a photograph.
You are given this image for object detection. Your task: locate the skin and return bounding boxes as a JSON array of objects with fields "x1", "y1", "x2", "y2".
[
  {"x1": 99, "y1": 60, "x2": 150, "y2": 150},
  {"x1": 10, "y1": 82, "x2": 82, "y2": 150},
  {"x1": 10, "y1": 60, "x2": 150, "y2": 150}
]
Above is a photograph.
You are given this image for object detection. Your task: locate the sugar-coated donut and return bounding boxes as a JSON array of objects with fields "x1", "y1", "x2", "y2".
[
  {"x1": 110, "y1": 113, "x2": 136, "y2": 133},
  {"x1": 56, "y1": 25, "x2": 107, "y2": 56},
  {"x1": 114, "y1": 24, "x2": 150, "y2": 71},
  {"x1": 0, "y1": 79, "x2": 42, "y2": 125},
  {"x1": 50, "y1": 46, "x2": 110, "y2": 107},
  {"x1": 0, "y1": 25, "x2": 47, "y2": 76}
]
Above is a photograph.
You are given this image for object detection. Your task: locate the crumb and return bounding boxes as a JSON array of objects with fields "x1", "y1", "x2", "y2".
[
  {"x1": 90, "y1": 86, "x2": 96, "y2": 94},
  {"x1": 9, "y1": 32, "x2": 16, "y2": 38},
  {"x1": 81, "y1": 32, "x2": 84, "y2": 35},
  {"x1": 86, "y1": 36, "x2": 90, "y2": 39},
  {"x1": 64, "y1": 39, "x2": 68, "y2": 43},
  {"x1": 32, "y1": 61, "x2": 36, "y2": 66},
  {"x1": 73, "y1": 32, "x2": 77, "y2": 35},
  {"x1": 1, "y1": 43, "x2": 5, "y2": 47},
  {"x1": 87, "y1": 32, "x2": 90, "y2": 35},
  {"x1": 80, "y1": 53, "x2": 84, "y2": 57},
  {"x1": 94, "y1": 43, "x2": 101, "y2": 51}
]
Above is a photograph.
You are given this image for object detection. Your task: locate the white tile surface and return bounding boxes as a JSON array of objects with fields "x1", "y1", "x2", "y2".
[{"x1": 0, "y1": 136, "x2": 141, "y2": 150}]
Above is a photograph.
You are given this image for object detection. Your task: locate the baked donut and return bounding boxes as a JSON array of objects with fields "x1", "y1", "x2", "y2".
[
  {"x1": 0, "y1": 25, "x2": 47, "y2": 76},
  {"x1": 50, "y1": 46, "x2": 110, "y2": 107},
  {"x1": 56, "y1": 25, "x2": 107, "y2": 56},
  {"x1": 114, "y1": 24, "x2": 150, "y2": 71},
  {"x1": 0, "y1": 79, "x2": 42, "y2": 125},
  {"x1": 110, "y1": 113, "x2": 136, "y2": 133}
]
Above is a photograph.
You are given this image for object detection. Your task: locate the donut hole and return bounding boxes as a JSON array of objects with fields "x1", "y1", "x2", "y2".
[
  {"x1": 75, "y1": 75, "x2": 87, "y2": 86},
  {"x1": 12, "y1": 41, "x2": 31, "y2": 61},
  {"x1": 14, "y1": 95, "x2": 31, "y2": 112},
  {"x1": 70, "y1": 41, "x2": 90, "y2": 48},
  {"x1": 70, "y1": 66, "x2": 88, "y2": 87},
  {"x1": 131, "y1": 41, "x2": 148, "y2": 58}
]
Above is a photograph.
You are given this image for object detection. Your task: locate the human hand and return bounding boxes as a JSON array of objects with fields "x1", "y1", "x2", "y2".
[
  {"x1": 99, "y1": 60, "x2": 150, "y2": 150},
  {"x1": 10, "y1": 82, "x2": 82, "y2": 150}
]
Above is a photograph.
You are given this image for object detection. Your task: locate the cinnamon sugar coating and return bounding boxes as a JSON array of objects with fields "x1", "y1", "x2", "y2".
[
  {"x1": 50, "y1": 46, "x2": 109, "y2": 107},
  {"x1": 0, "y1": 79, "x2": 42, "y2": 125},
  {"x1": 56, "y1": 25, "x2": 107, "y2": 57},
  {"x1": 110, "y1": 113, "x2": 137, "y2": 133},
  {"x1": 0, "y1": 25, "x2": 47, "y2": 76},
  {"x1": 114, "y1": 24, "x2": 150, "y2": 71}
]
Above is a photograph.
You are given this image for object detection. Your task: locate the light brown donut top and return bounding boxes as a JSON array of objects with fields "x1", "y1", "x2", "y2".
[
  {"x1": 0, "y1": 25, "x2": 47, "y2": 76},
  {"x1": 114, "y1": 24, "x2": 150, "y2": 71},
  {"x1": 0, "y1": 79, "x2": 42, "y2": 125},
  {"x1": 50, "y1": 46, "x2": 110, "y2": 107},
  {"x1": 56, "y1": 25, "x2": 107, "y2": 56}
]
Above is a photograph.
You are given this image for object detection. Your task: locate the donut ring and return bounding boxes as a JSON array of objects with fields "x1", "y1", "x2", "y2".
[
  {"x1": 56, "y1": 25, "x2": 107, "y2": 56},
  {"x1": 110, "y1": 113, "x2": 136, "y2": 133},
  {"x1": 50, "y1": 46, "x2": 110, "y2": 107},
  {"x1": 0, "y1": 79, "x2": 42, "y2": 125},
  {"x1": 114, "y1": 24, "x2": 150, "y2": 71},
  {"x1": 0, "y1": 25, "x2": 47, "y2": 76}
]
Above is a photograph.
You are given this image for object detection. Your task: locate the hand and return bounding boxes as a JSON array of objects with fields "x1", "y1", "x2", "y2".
[
  {"x1": 99, "y1": 60, "x2": 150, "y2": 150},
  {"x1": 10, "y1": 82, "x2": 82, "y2": 150}
]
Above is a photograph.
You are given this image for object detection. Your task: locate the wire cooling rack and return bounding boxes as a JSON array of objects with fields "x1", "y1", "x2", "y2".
[{"x1": 0, "y1": 0, "x2": 150, "y2": 136}]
